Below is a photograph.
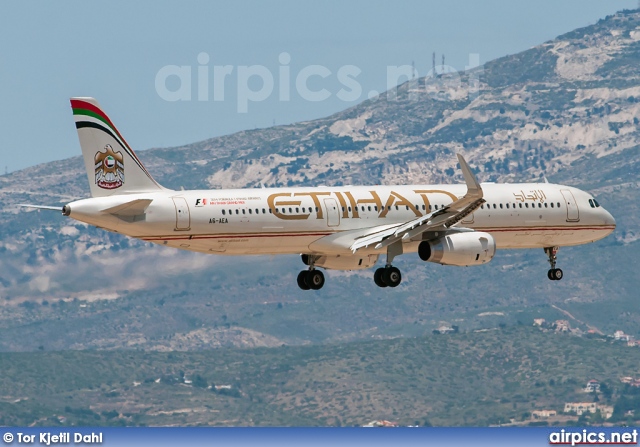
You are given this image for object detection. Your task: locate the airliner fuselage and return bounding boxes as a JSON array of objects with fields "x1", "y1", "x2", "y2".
[
  {"x1": 25, "y1": 97, "x2": 616, "y2": 291},
  {"x1": 66, "y1": 183, "x2": 614, "y2": 256}
]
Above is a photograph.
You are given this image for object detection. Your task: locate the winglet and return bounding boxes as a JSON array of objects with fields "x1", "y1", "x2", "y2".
[{"x1": 456, "y1": 154, "x2": 483, "y2": 198}]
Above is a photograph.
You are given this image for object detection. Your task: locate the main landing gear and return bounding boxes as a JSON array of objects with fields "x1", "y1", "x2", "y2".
[
  {"x1": 297, "y1": 255, "x2": 325, "y2": 290},
  {"x1": 373, "y1": 242, "x2": 403, "y2": 288},
  {"x1": 374, "y1": 266, "x2": 402, "y2": 288},
  {"x1": 544, "y1": 246, "x2": 563, "y2": 281}
]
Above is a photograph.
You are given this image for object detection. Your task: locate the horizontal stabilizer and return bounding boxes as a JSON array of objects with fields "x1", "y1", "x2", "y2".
[{"x1": 101, "y1": 199, "x2": 153, "y2": 216}]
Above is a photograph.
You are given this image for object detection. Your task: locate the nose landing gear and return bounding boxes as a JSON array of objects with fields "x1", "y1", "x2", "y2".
[{"x1": 544, "y1": 246, "x2": 563, "y2": 281}]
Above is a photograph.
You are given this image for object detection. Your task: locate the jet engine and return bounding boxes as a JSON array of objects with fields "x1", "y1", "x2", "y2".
[{"x1": 418, "y1": 232, "x2": 496, "y2": 266}]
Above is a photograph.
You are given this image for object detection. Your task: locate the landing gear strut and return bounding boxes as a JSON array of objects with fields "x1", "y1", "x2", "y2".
[
  {"x1": 373, "y1": 242, "x2": 403, "y2": 288},
  {"x1": 544, "y1": 246, "x2": 563, "y2": 281},
  {"x1": 297, "y1": 255, "x2": 325, "y2": 290}
]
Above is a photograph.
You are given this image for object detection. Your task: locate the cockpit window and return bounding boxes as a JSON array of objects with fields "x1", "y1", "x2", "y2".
[
  {"x1": 589, "y1": 199, "x2": 595, "y2": 208},
  {"x1": 594, "y1": 199, "x2": 600, "y2": 207}
]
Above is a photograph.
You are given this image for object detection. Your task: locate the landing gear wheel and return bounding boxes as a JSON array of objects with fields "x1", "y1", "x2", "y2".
[
  {"x1": 307, "y1": 270, "x2": 325, "y2": 290},
  {"x1": 551, "y1": 268, "x2": 563, "y2": 281},
  {"x1": 297, "y1": 271, "x2": 311, "y2": 290},
  {"x1": 383, "y1": 266, "x2": 402, "y2": 287},
  {"x1": 374, "y1": 268, "x2": 388, "y2": 288}
]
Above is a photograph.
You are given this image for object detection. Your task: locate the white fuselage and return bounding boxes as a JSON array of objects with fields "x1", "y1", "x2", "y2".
[{"x1": 66, "y1": 182, "x2": 616, "y2": 257}]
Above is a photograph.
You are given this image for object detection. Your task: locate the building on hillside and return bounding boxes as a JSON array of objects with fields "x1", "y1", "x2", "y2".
[
  {"x1": 532, "y1": 410, "x2": 557, "y2": 419},
  {"x1": 554, "y1": 320, "x2": 570, "y2": 332},
  {"x1": 584, "y1": 380, "x2": 600, "y2": 393},
  {"x1": 599, "y1": 405, "x2": 614, "y2": 419},
  {"x1": 564, "y1": 403, "x2": 612, "y2": 419},
  {"x1": 433, "y1": 325, "x2": 455, "y2": 334},
  {"x1": 614, "y1": 330, "x2": 632, "y2": 342},
  {"x1": 533, "y1": 318, "x2": 546, "y2": 327},
  {"x1": 363, "y1": 420, "x2": 398, "y2": 427},
  {"x1": 621, "y1": 377, "x2": 634, "y2": 384}
]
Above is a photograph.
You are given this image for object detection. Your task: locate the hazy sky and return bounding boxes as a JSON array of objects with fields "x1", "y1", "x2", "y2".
[{"x1": 0, "y1": 0, "x2": 636, "y2": 172}]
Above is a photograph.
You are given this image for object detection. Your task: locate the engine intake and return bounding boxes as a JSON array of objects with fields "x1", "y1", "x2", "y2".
[{"x1": 418, "y1": 232, "x2": 496, "y2": 266}]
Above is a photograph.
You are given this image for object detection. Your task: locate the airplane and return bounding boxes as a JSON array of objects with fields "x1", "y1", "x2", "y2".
[{"x1": 22, "y1": 98, "x2": 616, "y2": 290}]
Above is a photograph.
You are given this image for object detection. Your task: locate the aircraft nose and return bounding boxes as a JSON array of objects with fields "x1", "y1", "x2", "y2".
[{"x1": 602, "y1": 209, "x2": 616, "y2": 228}]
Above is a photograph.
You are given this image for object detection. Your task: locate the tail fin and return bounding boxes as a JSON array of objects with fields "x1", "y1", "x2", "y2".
[{"x1": 71, "y1": 97, "x2": 166, "y2": 197}]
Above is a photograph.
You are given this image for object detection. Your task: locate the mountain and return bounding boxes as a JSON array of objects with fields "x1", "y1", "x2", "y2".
[
  {"x1": 2, "y1": 326, "x2": 640, "y2": 427},
  {"x1": 1, "y1": 9, "x2": 639, "y2": 351}
]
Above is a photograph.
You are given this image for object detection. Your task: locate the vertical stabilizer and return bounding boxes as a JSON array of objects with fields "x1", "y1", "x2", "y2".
[{"x1": 71, "y1": 97, "x2": 165, "y2": 197}]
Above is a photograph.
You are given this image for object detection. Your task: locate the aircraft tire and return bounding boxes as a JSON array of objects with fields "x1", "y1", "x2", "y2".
[
  {"x1": 374, "y1": 268, "x2": 387, "y2": 288},
  {"x1": 553, "y1": 268, "x2": 563, "y2": 281},
  {"x1": 297, "y1": 271, "x2": 311, "y2": 290},
  {"x1": 383, "y1": 266, "x2": 402, "y2": 288},
  {"x1": 307, "y1": 270, "x2": 325, "y2": 290}
]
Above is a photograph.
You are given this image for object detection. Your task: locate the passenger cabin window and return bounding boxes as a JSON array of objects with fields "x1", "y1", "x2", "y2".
[
  {"x1": 235, "y1": 209, "x2": 239, "y2": 214},
  {"x1": 519, "y1": 203, "x2": 522, "y2": 208},
  {"x1": 557, "y1": 202, "x2": 561, "y2": 208},
  {"x1": 506, "y1": 203, "x2": 509, "y2": 209},
  {"x1": 550, "y1": 203, "x2": 554, "y2": 208},
  {"x1": 222, "y1": 209, "x2": 226, "y2": 215},
  {"x1": 248, "y1": 209, "x2": 252, "y2": 214},
  {"x1": 493, "y1": 204, "x2": 497, "y2": 209},
  {"x1": 242, "y1": 209, "x2": 246, "y2": 214},
  {"x1": 500, "y1": 204, "x2": 503, "y2": 209}
]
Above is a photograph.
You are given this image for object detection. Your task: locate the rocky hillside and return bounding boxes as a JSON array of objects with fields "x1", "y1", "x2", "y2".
[{"x1": 1, "y1": 10, "x2": 639, "y2": 350}]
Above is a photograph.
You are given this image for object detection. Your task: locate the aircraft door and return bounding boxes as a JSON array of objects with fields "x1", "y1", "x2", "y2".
[
  {"x1": 172, "y1": 197, "x2": 191, "y2": 230},
  {"x1": 324, "y1": 198, "x2": 340, "y2": 227},
  {"x1": 560, "y1": 189, "x2": 579, "y2": 222}
]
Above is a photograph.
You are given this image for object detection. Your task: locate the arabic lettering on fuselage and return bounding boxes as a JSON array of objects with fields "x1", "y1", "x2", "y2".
[{"x1": 513, "y1": 190, "x2": 547, "y2": 203}]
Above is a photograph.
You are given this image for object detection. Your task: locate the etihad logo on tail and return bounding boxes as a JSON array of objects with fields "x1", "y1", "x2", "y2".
[{"x1": 95, "y1": 144, "x2": 124, "y2": 189}]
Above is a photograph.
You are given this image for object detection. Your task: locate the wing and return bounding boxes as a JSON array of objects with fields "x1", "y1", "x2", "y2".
[{"x1": 350, "y1": 154, "x2": 484, "y2": 252}]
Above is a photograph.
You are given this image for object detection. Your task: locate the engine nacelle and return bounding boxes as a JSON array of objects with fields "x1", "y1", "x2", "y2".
[
  {"x1": 302, "y1": 254, "x2": 379, "y2": 270},
  {"x1": 418, "y1": 232, "x2": 496, "y2": 266}
]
